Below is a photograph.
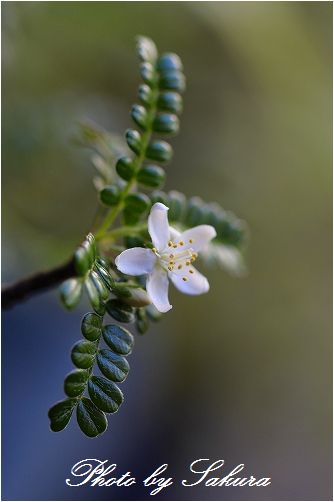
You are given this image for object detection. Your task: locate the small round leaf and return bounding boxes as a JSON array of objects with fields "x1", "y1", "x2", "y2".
[
  {"x1": 76, "y1": 397, "x2": 107, "y2": 438},
  {"x1": 97, "y1": 349, "x2": 130, "y2": 382},
  {"x1": 81, "y1": 312, "x2": 102, "y2": 341},
  {"x1": 59, "y1": 279, "x2": 83, "y2": 310},
  {"x1": 64, "y1": 370, "x2": 89, "y2": 397},
  {"x1": 137, "y1": 165, "x2": 166, "y2": 188},
  {"x1": 102, "y1": 324, "x2": 134, "y2": 355},
  {"x1": 100, "y1": 186, "x2": 120, "y2": 206},
  {"x1": 153, "y1": 113, "x2": 179, "y2": 135},
  {"x1": 145, "y1": 140, "x2": 173, "y2": 163},
  {"x1": 126, "y1": 129, "x2": 142, "y2": 155},
  {"x1": 157, "y1": 52, "x2": 183, "y2": 72},
  {"x1": 48, "y1": 398, "x2": 77, "y2": 432},
  {"x1": 88, "y1": 376, "x2": 124, "y2": 413},
  {"x1": 71, "y1": 340, "x2": 96, "y2": 369},
  {"x1": 116, "y1": 156, "x2": 136, "y2": 181},
  {"x1": 106, "y1": 299, "x2": 135, "y2": 323}
]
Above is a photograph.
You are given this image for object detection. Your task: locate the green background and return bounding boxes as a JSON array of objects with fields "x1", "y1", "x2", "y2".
[{"x1": 2, "y1": 2, "x2": 332, "y2": 500}]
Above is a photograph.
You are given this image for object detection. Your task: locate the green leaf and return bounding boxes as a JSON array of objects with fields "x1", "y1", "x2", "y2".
[
  {"x1": 71, "y1": 340, "x2": 97, "y2": 369},
  {"x1": 76, "y1": 397, "x2": 107, "y2": 437},
  {"x1": 81, "y1": 312, "x2": 102, "y2": 341},
  {"x1": 136, "y1": 35, "x2": 158, "y2": 63},
  {"x1": 59, "y1": 279, "x2": 83, "y2": 310},
  {"x1": 116, "y1": 156, "x2": 136, "y2": 181},
  {"x1": 140, "y1": 62, "x2": 156, "y2": 86},
  {"x1": 102, "y1": 324, "x2": 134, "y2": 356},
  {"x1": 48, "y1": 398, "x2": 77, "y2": 432},
  {"x1": 90, "y1": 270, "x2": 109, "y2": 301},
  {"x1": 159, "y1": 70, "x2": 186, "y2": 93},
  {"x1": 137, "y1": 165, "x2": 166, "y2": 188},
  {"x1": 131, "y1": 104, "x2": 148, "y2": 131},
  {"x1": 85, "y1": 276, "x2": 106, "y2": 315},
  {"x1": 153, "y1": 113, "x2": 179, "y2": 135},
  {"x1": 95, "y1": 259, "x2": 114, "y2": 291},
  {"x1": 145, "y1": 140, "x2": 173, "y2": 163},
  {"x1": 100, "y1": 185, "x2": 120, "y2": 206},
  {"x1": 138, "y1": 84, "x2": 153, "y2": 106},
  {"x1": 64, "y1": 370, "x2": 89, "y2": 397},
  {"x1": 97, "y1": 349, "x2": 130, "y2": 382},
  {"x1": 157, "y1": 52, "x2": 183, "y2": 72},
  {"x1": 124, "y1": 193, "x2": 150, "y2": 213},
  {"x1": 126, "y1": 129, "x2": 142, "y2": 155},
  {"x1": 157, "y1": 91, "x2": 183, "y2": 115},
  {"x1": 74, "y1": 234, "x2": 96, "y2": 276},
  {"x1": 106, "y1": 299, "x2": 135, "y2": 323},
  {"x1": 136, "y1": 308, "x2": 149, "y2": 334},
  {"x1": 119, "y1": 287, "x2": 151, "y2": 308},
  {"x1": 88, "y1": 376, "x2": 123, "y2": 413}
]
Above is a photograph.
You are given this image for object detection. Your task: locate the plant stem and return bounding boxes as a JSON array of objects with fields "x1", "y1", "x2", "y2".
[
  {"x1": 94, "y1": 82, "x2": 159, "y2": 240},
  {"x1": 98, "y1": 223, "x2": 148, "y2": 242},
  {"x1": 2, "y1": 257, "x2": 76, "y2": 309}
]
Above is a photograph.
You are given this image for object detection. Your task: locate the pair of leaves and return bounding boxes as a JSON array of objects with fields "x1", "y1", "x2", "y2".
[{"x1": 49, "y1": 318, "x2": 134, "y2": 437}]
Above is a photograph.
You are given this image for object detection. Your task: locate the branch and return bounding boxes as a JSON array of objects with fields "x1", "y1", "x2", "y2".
[{"x1": 2, "y1": 257, "x2": 76, "y2": 309}]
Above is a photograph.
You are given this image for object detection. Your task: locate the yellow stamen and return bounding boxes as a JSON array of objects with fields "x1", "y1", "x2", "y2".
[
  {"x1": 178, "y1": 265, "x2": 182, "y2": 270},
  {"x1": 189, "y1": 269, "x2": 194, "y2": 274},
  {"x1": 169, "y1": 254, "x2": 174, "y2": 259},
  {"x1": 179, "y1": 240, "x2": 184, "y2": 246},
  {"x1": 168, "y1": 241, "x2": 173, "y2": 247},
  {"x1": 189, "y1": 239, "x2": 193, "y2": 244},
  {"x1": 168, "y1": 266, "x2": 173, "y2": 271},
  {"x1": 173, "y1": 244, "x2": 177, "y2": 248},
  {"x1": 186, "y1": 261, "x2": 190, "y2": 266},
  {"x1": 182, "y1": 277, "x2": 188, "y2": 282}
]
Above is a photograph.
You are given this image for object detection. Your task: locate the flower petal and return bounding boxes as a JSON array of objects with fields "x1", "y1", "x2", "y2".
[
  {"x1": 169, "y1": 226, "x2": 181, "y2": 241},
  {"x1": 115, "y1": 247, "x2": 156, "y2": 276},
  {"x1": 177, "y1": 225, "x2": 217, "y2": 252},
  {"x1": 169, "y1": 266, "x2": 210, "y2": 295},
  {"x1": 148, "y1": 203, "x2": 170, "y2": 251},
  {"x1": 146, "y1": 266, "x2": 172, "y2": 313}
]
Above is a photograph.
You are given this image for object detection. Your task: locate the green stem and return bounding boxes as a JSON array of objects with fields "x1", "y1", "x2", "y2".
[
  {"x1": 94, "y1": 79, "x2": 159, "y2": 240},
  {"x1": 98, "y1": 223, "x2": 148, "y2": 242}
]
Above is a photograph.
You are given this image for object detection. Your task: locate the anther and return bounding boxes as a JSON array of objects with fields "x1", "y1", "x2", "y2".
[
  {"x1": 189, "y1": 239, "x2": 193, "y2": 244},
  {"x1": 178, "y1": 265, "x2": 182, "y2": 269},
  {"x1": 182, "y1": 277, "x2": 188, "y2": 282},
  {"x1": 189, "y1": 269, "x2": 194, "y2": 274},
  {"x1": 168, "y1": 266, "x2": 173, "y2": 271},
  {"x1": 186, "y1": 261, "x2": 190, "y2": 266},
  {"x1": 169, "y1": 254, "x2": 174, "y2": 259},
  {"x1": 168, "y1": 241, "x2": 173, "y2": 247},
  {"x1": 173, "y1": 244, "x2": 177, "y2": 248},
  {"x1": 179, "y1": 240, "x2": 184, "y2": 246}
]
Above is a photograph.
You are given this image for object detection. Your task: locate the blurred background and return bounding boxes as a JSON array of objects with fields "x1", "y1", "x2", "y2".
[{"x1": 2, "y1": 2, "x2": 332, "y2": 500}]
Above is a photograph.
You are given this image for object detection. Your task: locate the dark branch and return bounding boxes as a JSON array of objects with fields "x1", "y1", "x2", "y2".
[{"x1": 2, "y1": 257, "x2": 76, "y2": 309}]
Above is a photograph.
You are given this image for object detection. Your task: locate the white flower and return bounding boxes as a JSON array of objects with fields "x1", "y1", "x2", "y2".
[{"x1": 115, "y1": 203, "x2": 217, "y2": 313}]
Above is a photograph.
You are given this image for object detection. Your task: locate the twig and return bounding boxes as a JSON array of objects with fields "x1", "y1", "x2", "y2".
[{"x1": 2, "y1": 257, "x2": 76, "y2": 309}]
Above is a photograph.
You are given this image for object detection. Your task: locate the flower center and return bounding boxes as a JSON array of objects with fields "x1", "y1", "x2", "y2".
[{"x1": 151, "y1": 238, "x2": 198, "y2": 281}]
